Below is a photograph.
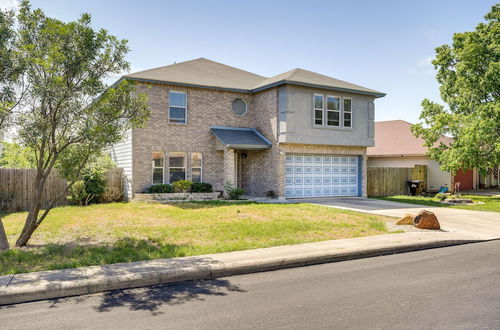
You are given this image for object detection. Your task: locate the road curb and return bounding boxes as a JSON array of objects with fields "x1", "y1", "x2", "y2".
[{"x1": 0, "y1": 235, "x2": 484, "y2": 306}]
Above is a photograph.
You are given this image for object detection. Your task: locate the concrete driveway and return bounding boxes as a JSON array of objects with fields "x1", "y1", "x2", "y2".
[{"x1": 294, "y1": 197, "x2": 500, "y2": 240}]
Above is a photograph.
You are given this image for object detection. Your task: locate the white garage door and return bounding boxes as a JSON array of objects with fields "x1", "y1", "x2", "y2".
[{"x1": 284, "y1": 153, "x2": 359, "y2": 198}]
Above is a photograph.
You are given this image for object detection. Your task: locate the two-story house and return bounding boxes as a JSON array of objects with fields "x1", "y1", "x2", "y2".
[{"x1": 110, "y1": 58, "x2": 385, "y2": 199}]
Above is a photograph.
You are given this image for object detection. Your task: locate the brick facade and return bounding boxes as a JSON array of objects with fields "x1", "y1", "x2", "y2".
[
  {"x1": 131, "y1": 82, "x2": 278, "y2": 194},
  {"x1": 130, "y1": 82, "x2": 368, "y2": 197}
]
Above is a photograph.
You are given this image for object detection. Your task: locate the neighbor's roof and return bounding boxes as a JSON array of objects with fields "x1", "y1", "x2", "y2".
[
  {"x1": 124, "y1": 58, "x2": 385, "y2": 97},
  {"x1": 367, "y1": 120, "x2": 453, "y2": 157},
  {"x1": 210, "y1": 126, "x2": 272, "y2": 150}
]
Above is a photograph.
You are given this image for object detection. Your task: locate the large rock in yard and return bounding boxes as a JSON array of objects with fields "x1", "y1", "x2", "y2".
[
  {"x1": 396, "y1": 214, "x2": 415, "y2": 225},
  {"x1": 413, "y1": 210, "x2": 440, "y2": 230}
]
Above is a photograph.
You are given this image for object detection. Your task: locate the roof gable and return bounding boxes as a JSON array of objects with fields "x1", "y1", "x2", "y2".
[{"x1": 253, "y1": 68, "x2": 384, "y2": 96}]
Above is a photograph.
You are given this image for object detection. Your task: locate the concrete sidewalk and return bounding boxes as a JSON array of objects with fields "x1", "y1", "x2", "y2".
[{"x1": 0, "y1": 231, "x2": 484, "y2": 306}]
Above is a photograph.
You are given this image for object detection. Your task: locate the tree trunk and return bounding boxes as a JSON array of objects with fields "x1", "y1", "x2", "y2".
[
  {"x1": 0, "y1": 218, "x2": 9, "y2": 251},
  {"x1": 15, "y1": 208, "x2": 41, "y2": 246},
  {"x1": 15, "y1": 170, "x2": 47, "y2": 247}
]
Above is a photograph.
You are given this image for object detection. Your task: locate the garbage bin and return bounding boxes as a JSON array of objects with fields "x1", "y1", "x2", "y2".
[{"x1": 407, "y1": 180, "x2": 422, "y2": 196}]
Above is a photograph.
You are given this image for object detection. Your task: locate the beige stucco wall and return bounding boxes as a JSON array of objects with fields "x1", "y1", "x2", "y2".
[
  {"x1": 367, "y1": 156, "x2": 452, "y2": 191},
  {"x1": 278, "y1": 85, "x2": 376, "y2": 147}
]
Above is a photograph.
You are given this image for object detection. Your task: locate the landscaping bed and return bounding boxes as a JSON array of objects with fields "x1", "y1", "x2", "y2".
[
  {"x1": 134, "y1": 192, "x2": 221, "y2": 201},
  {"x1": 0, "y1": 201, "x2": 396, "y2": 275},
  {"x1": 372, "y1": 194, "x2": 500, "y2": 213}
]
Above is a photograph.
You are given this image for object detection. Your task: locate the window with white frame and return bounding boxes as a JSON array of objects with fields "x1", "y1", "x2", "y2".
[
  {"x1": 191, "y1": 152, "x2": 202, "y2": 183},
  {"x1": 313, "y1": 94, "x2": 324, "y2": 125},
  {"x1": 152, "y1": 152, "x2": 164, "y2": 184},
  {"x1": 326, "y1": 96, "x2": 340, "y2": 127},
  {"x1": 343, "y1": 98, "x2": 352, "y2": 127},
  {"x1": 169, "y1": 152, "x2": 186, "y2": 182},
  {"x1": 169, "y1": 91, "x2": 187, "y2": 123}
]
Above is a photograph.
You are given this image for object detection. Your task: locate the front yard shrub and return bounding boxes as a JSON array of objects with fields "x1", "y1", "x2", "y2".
[
  {"x1": 149, "y1": 184, "x2": 174, "y2": 193},
  {"x1": 100, "y1": 187, "x2": 123, "y2": 203},
  {"x1": 82, "y1": 169, "x2": 106, "y2": 204},
  {"x1": 434, "y1": 193, "x2": 447, "y2": 201},
  {"x1": 191, "y1": 182, "x2": 213, "y2": 193},
  {"x1": 0, "y1": 191, "x2": 15, "y2": 211},
  {"x1": 266, "y1": 190, "x2": 277, "y2": 198},
  {"x1": 173, "y1": 180, "x2": 192, "y2": 193},
  {"x1": 69, "y1": 180, "x2": 91, "y2": 206},
  {"x1": 224, "y1": 181, "x2": 246, "y2": 200}
]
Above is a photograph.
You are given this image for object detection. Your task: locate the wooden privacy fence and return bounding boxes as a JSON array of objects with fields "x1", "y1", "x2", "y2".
[
  {"x1": 367, "y1": 165, "x2": 427, "y2": 197},
  {"x1": 0, "y1": 167, "x2": 123, "y2": 212}
]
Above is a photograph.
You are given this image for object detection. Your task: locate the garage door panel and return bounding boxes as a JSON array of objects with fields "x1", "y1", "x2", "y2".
[{"x1": 285, "y1": 153, "x2": 358, "y2": 198}]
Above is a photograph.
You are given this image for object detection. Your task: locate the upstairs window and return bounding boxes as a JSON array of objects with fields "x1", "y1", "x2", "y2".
[
  {"x1": 314, "y1": 94, "x2": 324, "y2": 125},
  {"x1": 169, "y1": 152, "x2": 186, "y2": 182},
  {"x1": 169, "y1": 91, "x2": 187, "y2": 123},
  {"x1": 326, "y1": 96, "x2": 340, "y2": 127},
  {"x1": 191, "y1": 153, "x2": 202, "y2": 183},
  {"x1": 343, "y1": 98, "x2": 352, "y2": 127},
  {"x1": 152, "y1": 152, "x2": 164, "y2": 184}
]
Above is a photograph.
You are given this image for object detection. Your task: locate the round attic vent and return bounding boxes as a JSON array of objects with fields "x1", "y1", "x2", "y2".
[{"x1": 232, "y1": 98, "x2": 247, "y2": 116}]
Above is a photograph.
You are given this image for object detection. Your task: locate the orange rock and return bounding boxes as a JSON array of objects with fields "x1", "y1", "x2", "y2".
[
  {"x1": 413, "y1": 210, "x2": 440, "y2": 230},
  {"x1": 396, "y1": 214, "x2": 415, "y2": 225}
]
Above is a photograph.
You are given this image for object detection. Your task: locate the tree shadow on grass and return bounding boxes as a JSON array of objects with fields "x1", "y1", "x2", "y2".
[
  {"x1": 0, "y1": 238, "x2": 194, "y2": 276},
  {"x1": 94, "y1": 278, "x2": 246, "y2": 315}
]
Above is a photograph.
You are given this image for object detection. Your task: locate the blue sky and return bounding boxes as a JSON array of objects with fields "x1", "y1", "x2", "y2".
[{"x1": 3, "y1": 0, "x2": 497, "y2": 122}]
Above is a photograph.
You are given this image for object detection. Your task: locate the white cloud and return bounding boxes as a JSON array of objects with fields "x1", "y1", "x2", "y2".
[
  {"x1": 407, "y1": 56, "x2": 435, "y2": 75},
  {"x1": 0, "y1": 0, "x2": 19, "y2": 11},
  {"x1": 418, "y1": 56, "x2": 433, "y2": 67}
]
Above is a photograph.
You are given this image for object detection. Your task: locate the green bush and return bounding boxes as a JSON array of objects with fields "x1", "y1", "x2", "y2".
[
  {"x1": 149, "y1": 184, "x2": 173, "y2": 193},
  {"x1": 224, "y1": 181, "x2": 246, "y2": 200},
  {"x1": 82, "y1": 169, "x2": 106, "y2": 202},
  {"x1": 191, "y1": 182, "x2": 213, "y2": 193},
  {"x1": 435, "y1": 193, "x2": 447, "y2": 201},
  {"x1": 173, "y1": 180, "x2": 192, "y2": 193},
  {"x1": 266, "y1": 190, "x2": 277, "y2": 198},
  {"x1": 69, "y1": 180, "x2": 90, "y2": 206}
]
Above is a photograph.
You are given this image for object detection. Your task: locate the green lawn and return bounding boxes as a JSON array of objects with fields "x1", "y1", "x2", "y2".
[
  {"x1": 372, "y1": 195, "x2": 500, "y2": 213},
  {"x1": 0, "y1": 201, "x2": 395, "y2": 275}
]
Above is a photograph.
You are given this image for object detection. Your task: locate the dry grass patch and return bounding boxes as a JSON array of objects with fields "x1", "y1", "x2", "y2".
[{"x1": 0, "y1": 201, "x2": 395, "y2": 275}]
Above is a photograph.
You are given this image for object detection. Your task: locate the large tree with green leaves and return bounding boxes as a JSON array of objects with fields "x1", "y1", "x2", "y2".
[
  {"x1": 412, "y1": 4, "x2": 500, "y2": 174},
  {"x1": 1, "y1": 1, "x2": 150, "y2": 247},
  {"x1": 0, "y1": 7, "x2": 22, "y2": 251}
]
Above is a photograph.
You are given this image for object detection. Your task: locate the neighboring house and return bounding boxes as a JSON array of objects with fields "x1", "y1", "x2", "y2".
[
  {"x1": 367, "y1": 120, "x2": 478, "y2": 192},
  {"x1": 111, "y1": 58, "x2": 385, "y2": 199}
]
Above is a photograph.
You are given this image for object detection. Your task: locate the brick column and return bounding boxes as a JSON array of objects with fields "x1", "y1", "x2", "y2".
[
  {"x1": 277, "y1": 150, "x2": 286, "y2": 199},
  {"x1": 362, "y1": 154, "x2": 368, "y2": 197},
  {"x1": 224, "y1": 148, "x2": 236, "y2": 189}
]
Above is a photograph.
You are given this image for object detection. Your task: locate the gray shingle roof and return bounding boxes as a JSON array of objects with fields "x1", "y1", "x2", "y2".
[
  {"x1": 125, "y1": 58, "x2": 265, "y2": 91},
  {"x1": 252, "y1": 68, "x2": 384, "y2": 96},
  {"x1": 124, "y1": 58, "x2": 385, "y2": 97},
  {"x1": 210, "y1": 127, "x2": 272, "y2": 150}
]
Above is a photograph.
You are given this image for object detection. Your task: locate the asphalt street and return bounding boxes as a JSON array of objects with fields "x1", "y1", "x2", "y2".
[{"x1": 1, "y1": 240, "x2": 499, "y2": 329}]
